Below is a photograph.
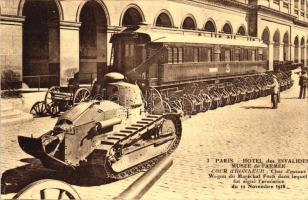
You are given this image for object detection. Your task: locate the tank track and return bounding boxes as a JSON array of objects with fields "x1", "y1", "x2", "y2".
[{"x1": 105, "y1": 114, "x2": 182, "y2": 180}]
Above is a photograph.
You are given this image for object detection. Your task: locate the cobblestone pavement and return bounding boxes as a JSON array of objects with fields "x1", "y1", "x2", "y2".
[{"x1": 1, "y1": 72, "x2": 307, "y2": 200}]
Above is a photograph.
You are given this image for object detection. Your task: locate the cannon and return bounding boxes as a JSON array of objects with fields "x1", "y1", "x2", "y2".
[{"x1": 18, "y1": 74, "x2": 182, "y2": 181}]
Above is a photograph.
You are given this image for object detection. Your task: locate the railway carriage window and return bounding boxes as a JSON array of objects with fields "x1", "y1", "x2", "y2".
[
  {"x1": 130, "y1": 44, "x2": 134, "y2": 57},
  {"x1": 193, "y1": 48, "x2": 199, "y2": 62},
  {"x1": 207, "y1": 48, "x2": 212, "y2": 62},
  {"x1": 168, "y1": 47, "x2": 173, "y2": 64},
  {"x1": 184, "y1": 47, "x2": 193, "y2": 62},
  {"x1": 234, "y1": 48, "x2": 240, "y2": 61},
  {"x1": 251, "y1": 50, "x2": 256, "y2": 61},
  {"x1": 178, "y1": 47, "x2": 183, "y2": 63},
  {"x1": 173, "y1": 48, "x2": 178, "y2": 63},
  {"x1": 224, "y1": 48, "x2": 231, "y2": 62},
  {"x1": 240, "y1": 49, "x2": 248, "y2": 61},
  {"x1": 125, "y1": 44, "x2": 130, "y2": 57}
]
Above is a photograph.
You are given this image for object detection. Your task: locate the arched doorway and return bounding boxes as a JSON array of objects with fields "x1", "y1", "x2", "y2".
[
  {"x1": 273, "y1": 30, "x2": 280, "y2": 61},
  {"x1": 300, "y1": 37, "x2": 305, "y2": 64},
  {"x1": 204, "y1": 20, "x2": 216, "y2": 32},
  {"x1": 237, "y1": 26, "x2": 246, "y2": 35},
  {"x1": 222, "y1": 22, "x2": 233, "y2": 34},
  {"x1": 261, "y1": 28, "x2": 270, "y2": 65},
  {"x1": 182, "y1": 16, "x2": 196, "y2": 30},
  {"x1": 23, "y1": 0, "x2": 60, "y2": 87},
  {"x1": 283, "y1": 32, "x2": 289, "y2": 61},
  {"x1": 155, "y1": 11, "x2": 173, "y2": 28},
  {"x1": 294, "y1": 36, "x2": 299, "y2": 63},
  {"x1": 121, "y1": 6, "x2": 144, "y2": 26},
  {"x1": 79, "y1": 0, "x2": 108, "y2": 83}
]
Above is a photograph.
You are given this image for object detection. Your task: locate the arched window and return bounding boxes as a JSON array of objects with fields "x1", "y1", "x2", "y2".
[
  {"x1": 182, "y1": 16, "x2": 196, "y2": 30},
  {"x1": 222, "y1": 23, "x2": 233, "y2": 34},
  {"x1": 155, "y1": 12, "x2": 173, "y2": 27},
  {"x1": 122, "y1": 7, "x2": 144, "y2": 26},
  {"x1": 204, "y1": 20, "x2": 216, "y2": 32},
  {"x1": 237, "y1": 26, "x2": 246, "y2": 35}
]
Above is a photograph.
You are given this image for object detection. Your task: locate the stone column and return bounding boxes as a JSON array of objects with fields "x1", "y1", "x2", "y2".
[
  {"x1": 290, "y1": 44, "x2": 295, "y2": 61},
  {"x1": 269, "y1": 0, "x2": 273, "y2": 8},
  {"x1": 298, "y1": 44, "x2": 301, "y2": 63},
  {"x1": 268, "y1": 41, "x2": 274, "y2": 71},
  {"x1": 0, "y1": 15, "x2": 24, "y2": 81},
  {"x1": 303, "y1": 46, "x2": 307, "y2": 66},
  {"x1": 290, "y1": 0, "x2": 295, "y2": 15},
  {"x1": 304, "y1": 0, "x2": 307, "y2": 21},
  {"x1": 96, "y1": 25, "x2": 107, "y2": 82},
  {"x1": 279, "y1": 44, "x2": 284, "y2": 61},
  {"x1": 59, "y1": 21, "x2": 81, "y2": 86}
]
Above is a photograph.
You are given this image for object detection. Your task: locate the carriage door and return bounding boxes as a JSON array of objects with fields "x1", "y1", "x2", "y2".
[{"x1": 122, "y1": 40, "x2": 136, "y2": 73}]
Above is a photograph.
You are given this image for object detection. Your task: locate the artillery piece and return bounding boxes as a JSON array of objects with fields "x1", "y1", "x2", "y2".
[{"x1": 18, "y1": 73, "x2": 182, "y2": 181}]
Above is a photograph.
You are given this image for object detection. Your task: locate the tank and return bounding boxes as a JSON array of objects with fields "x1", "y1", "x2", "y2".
[{"x1": 18, "y1": 77, "x2": 182, "y2": 181}]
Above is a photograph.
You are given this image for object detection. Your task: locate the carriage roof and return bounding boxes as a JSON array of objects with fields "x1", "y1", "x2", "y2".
[{"x1": 114, "y1": 26, "x2": 267, "y2": 48}]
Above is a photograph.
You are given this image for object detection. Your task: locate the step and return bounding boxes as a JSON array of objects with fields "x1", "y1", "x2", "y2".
[
  {"x1": 101, "y1": 141, "x2": 115, "y2": 145},
  {"x1": 137, "y1": 121, "x2": 150, "y2": 125},
  {"x1": 1, "y1": 112, "x2": 33, "y2": 126},
  {"x1": 125, "y1": 127, "x2": 139, "y2": 130},
  {"x1": 1, "y1": 110, "x2": 23, "y2": 120}
]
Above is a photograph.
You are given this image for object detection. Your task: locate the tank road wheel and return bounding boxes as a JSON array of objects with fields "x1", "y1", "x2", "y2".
[
  {"x1": 144, "y1": 87, "x2": 165, "y2": 114},
  {"x1": 13, "y1": 179, "x2": 81, "y2": 200},
  {"x1": 30, "y1": 101, "x2": 48, "y2": 117},
  {"x1": 73, "y1": 88, "x2": 91, "y2": 105}
]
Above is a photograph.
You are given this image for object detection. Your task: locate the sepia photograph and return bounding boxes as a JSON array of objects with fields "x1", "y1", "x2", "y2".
[{"x1": 0, "y1": 0, "x2": 307, "y2": 199}]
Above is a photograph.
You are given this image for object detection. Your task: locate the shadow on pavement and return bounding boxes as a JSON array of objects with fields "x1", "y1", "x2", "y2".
[
  {"x1": 1, "y1": 158, "x2": 115, "y2": 195},
  {"x1": 241, "y1": 106, "x2": 272, "y2": 109}
]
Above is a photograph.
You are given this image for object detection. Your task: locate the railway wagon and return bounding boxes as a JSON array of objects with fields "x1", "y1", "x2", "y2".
[{"x1": 110, "y1": 25, "x2": 268, "y2": 88}]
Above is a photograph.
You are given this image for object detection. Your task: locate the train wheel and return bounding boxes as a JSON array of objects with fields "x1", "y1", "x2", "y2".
[
  {"x1": 73, "y1": 88, "x2": 91, "y2": 105},
  {"x1": 13, "y1": 179, "x2": 81, "y2": 200}
]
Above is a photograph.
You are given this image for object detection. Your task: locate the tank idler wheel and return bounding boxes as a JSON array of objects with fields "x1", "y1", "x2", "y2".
[
  {"x1": 73, "y1": 88, "x2": 91, "y2": 105},
  {"x1": 30, "y1": 101, "x2": 48, "y2": 117},
  {"x1": 13, "y1": 179, "x2": 81, "y2": 200}
]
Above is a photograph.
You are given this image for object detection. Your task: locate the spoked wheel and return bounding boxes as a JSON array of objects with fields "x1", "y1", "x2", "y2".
[
  {"x1": 180, "y1": 97, "x2": 195, "y2": 115},
  {"x1": 144, "y1": 87, "x2": 164, "y2": 114},
  {"x1": 30, "y1": 101, "x2": 48, "y2": 117},
  {"x1": 163, "y1": 100, "x2": 172, "y2": 113},
  {"x1": 46, "y1": 102, "x2": 60, "y2": 116},
  {"x1": 44, "y1": 86, "x2": 58, "y2": 109},
  {"x1": 73, "y1": 88, "x2": 91, "y2": 105},
  {"x1": 13, "y1": 179, "x2": 81, "y2": 200}
]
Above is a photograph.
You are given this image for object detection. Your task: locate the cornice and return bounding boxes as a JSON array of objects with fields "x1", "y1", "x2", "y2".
[
  {"x1": 293, "y1": 19, "x2": 308, "y2": 28},
  {"x1": 255, "y1": 5, "x2": 296, "y2": 21}
]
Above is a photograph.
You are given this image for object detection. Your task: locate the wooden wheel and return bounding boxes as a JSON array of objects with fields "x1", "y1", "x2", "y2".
[
  {"x1": 13, "y1": 179, "x2": 81, "y2": 200},
  {"x1": 30, "y1": 101, "x2": 47, "y2": 117},
  {"x1": 46, "y1": 102, "x2": 60, "y2": 116},
  {"x1": 44, "y1": 86, "x2": 58, "y2": 108},
  {"x1": 73, "y1": 88, "x2": 91, "y2": 105}
]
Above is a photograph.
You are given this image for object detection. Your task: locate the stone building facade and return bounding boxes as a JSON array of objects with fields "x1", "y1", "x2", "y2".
[{"x1": 0, "y1": 0, "x2": 307, "y2": 87}]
